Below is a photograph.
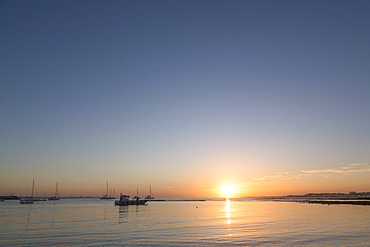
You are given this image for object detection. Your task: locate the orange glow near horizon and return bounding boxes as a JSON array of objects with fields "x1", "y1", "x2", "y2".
[{"x1": 2, "y1": 166, "x2": 370, "y2": 198}]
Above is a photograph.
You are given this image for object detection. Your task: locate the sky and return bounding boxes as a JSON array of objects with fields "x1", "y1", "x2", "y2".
[{"x1": 1, "y1": 0, "x2": 369, "y2": 198}]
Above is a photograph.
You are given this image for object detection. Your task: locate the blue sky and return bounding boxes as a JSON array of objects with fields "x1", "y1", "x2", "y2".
[{"x1": 1, "y1": 0, "x2": 369, "y2": 197}]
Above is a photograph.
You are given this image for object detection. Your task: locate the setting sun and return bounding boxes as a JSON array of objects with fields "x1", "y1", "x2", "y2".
[{"x1": 220, "y1": 185, "x2": 235, "y2": 198}]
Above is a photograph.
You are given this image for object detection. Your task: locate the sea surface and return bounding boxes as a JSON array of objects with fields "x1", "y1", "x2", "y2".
[{"x1": 0, "y1": 198, "x2": 369, "y2": 246}]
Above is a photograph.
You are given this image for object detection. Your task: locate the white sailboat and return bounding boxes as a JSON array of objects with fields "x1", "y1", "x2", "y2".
[
  {"x1": 48, "y1": 183, "x2": 60, "y2": 200},
  {"x1": 20, "y1": 179, "x2": 47, "y2": 204},
  {"x1": 145, "y1": 185, "x2": 154, "y2": 200},
  {"x1": 100, "y1": 181, "x2": 116, "y2": 199}
]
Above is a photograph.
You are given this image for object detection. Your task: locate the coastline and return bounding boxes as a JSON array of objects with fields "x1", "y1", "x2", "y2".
[
  {"x1": 256, "y1": 195, "x2": 370, "y2": 206},
  {"x1": 305, "y1": 200, "x2": 370, "y2": 205}
]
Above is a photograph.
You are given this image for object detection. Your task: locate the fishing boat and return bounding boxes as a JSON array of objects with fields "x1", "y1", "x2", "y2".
[
  {"x1": 48, "y1": 183, "x2": 60, "y2": 200},
  {"x1": 145, "y1": 185, "x2": 155, "y2": 199},
  {"x1": 20, "y1": 179, "x2": 47, "y2": 204},
  {"x1": 100, "y1": 181, "x2": 116, "y2": 199},
  {"x1": 115, "y1": 194, "x2": 148, "y2": 206}
]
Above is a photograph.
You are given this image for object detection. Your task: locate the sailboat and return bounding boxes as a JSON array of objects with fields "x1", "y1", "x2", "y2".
[
  {"x1": 48, "y1": 183, "x2": 60, "y2": 200},
  {"x1": 20, "y1": 179, "x2": 47, "y2": 204},
  {"x1": 145, "y1": 185, "x2": 154, "y2": 200},
  {"x1": 100, "y1": 181, "x2": 116, "y2": 199}
]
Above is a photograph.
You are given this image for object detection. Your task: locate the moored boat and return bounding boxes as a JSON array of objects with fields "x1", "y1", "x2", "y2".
[
  {"x1": 20, "y1": 198, "x2": 47, "y2": 204},
  {"x1": 145, "y1": 185, "x2": 155, "y2": 200},
  {"x1": 0, "y1": 195, "x2": 20, "y2": 200},
  {"x1": 48, "y1": 182, "x2": 60, "y2": 200},
  {"x1": 115, "y1": 194, "x2": 147, "y2": 205},
  {"x1": 100, "y1": 181, "x2": 116, "y2": 199},
  {"x1": 20, "y1": 199, "x2": 34, "y2": 204},
  {"x1": 20, "y1": 179, "x2": 47, "y2": 204}
]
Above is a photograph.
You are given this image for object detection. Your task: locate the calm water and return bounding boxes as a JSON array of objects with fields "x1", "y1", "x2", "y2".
[{"x1": 0, "y1": 198, "x2": 369, "y2": 246}]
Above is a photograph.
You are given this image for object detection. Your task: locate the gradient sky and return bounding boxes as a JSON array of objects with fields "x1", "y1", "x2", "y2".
[{"x1": 1, "y1": 0, "x2": 369, "y2": 198}]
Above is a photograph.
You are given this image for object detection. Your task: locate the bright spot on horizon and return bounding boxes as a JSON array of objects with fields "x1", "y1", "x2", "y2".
[{"x1": 221, "y1": 185, "x2": 235, "y2": 198}]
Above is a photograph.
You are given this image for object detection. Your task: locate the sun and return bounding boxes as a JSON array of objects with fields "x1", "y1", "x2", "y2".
[{"x1": 220, "y1": 185, "x2": 235, "y2": 198}]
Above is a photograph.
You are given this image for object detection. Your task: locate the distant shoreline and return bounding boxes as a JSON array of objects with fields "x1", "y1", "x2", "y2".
[
  {"x1": 256, "y1": 196, "x2": 370, "y2": 206},
  {"x1": 304, "y1": 200, "x2": 370, "y2": 205},
  {"x1": 149, "y1": 199, "x2": 207, "y2": 201}
]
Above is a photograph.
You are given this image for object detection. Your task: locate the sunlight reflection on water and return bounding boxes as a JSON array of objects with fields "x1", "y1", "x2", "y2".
[
  {"x1": 0, "y1": 199, "x2": 369, "y2": 246},
  {"x1": 225, "y1": 199, "x2": 232, "y2": 236}
]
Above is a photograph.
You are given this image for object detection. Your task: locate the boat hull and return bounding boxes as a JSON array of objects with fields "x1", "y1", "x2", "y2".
[
  {"x1": 20, "y1": 200, "x2": 34, "y2": 204},
  {"x1": 21, "y1": 198, "x2": 47, "y2": 202},
  {"x1": 48, "y1": 198, "x2": 60, "y2": 200},
  {"x1": 115, "y1": 200, "x2": 147, "y2": 206},
  {"x1": 100, "y1": 197, "x2": 116, "y2": 199}
]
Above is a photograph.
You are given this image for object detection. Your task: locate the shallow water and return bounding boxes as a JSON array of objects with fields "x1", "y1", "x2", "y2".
[{"x1": 0, "y1": 198, "x2": 369, "y2": 246}]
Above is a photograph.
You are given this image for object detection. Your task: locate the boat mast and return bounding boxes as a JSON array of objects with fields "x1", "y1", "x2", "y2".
[
  {"x1": 106, "y1": 181, "x2": 109, "y2": 197},
  {"x1": 31, "y1": 179, "x2": 35, "y2": 198},
  {"x1": 55, "y1": 183, "x2": 59, "y2": 198}
]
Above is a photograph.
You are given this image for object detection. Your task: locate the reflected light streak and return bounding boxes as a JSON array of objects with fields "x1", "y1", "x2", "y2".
[
  {"x1": 225, "y1": 199, "x2": 232, "y2": 236},
  {"x1": 226, "y1": 199, "x2": 231, "y2": 220}
]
